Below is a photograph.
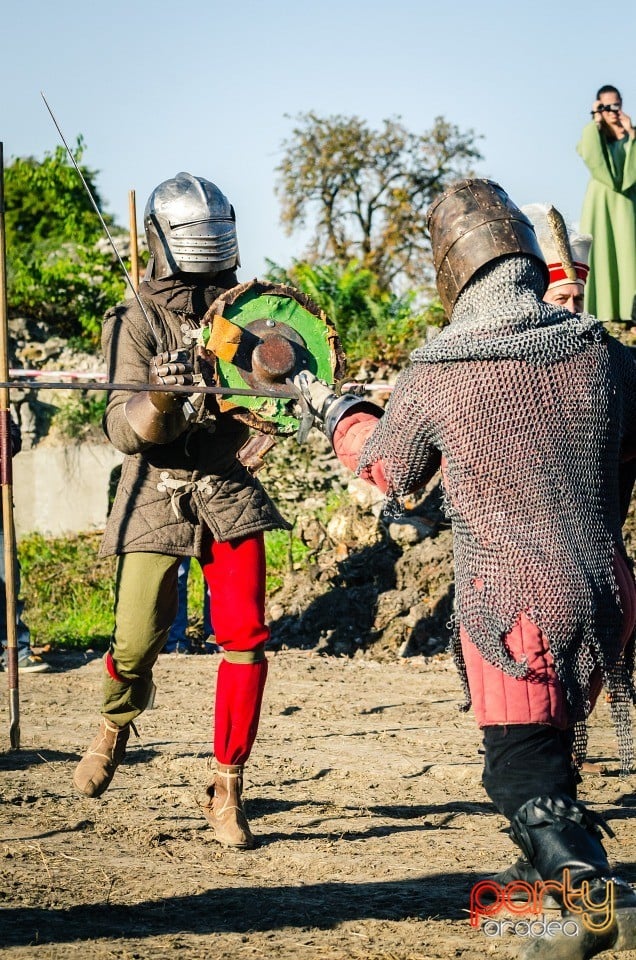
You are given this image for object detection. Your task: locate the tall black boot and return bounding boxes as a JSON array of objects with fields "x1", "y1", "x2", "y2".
[
  {"x1": 510, "y1": 794, "x2": 636, "y2": 959},
  {"x1": 479, "y1": 724, "x2": 576, "y2": 909},
  {"x1": 482, "y1": 856, "x2": 560, "y2": 910}
]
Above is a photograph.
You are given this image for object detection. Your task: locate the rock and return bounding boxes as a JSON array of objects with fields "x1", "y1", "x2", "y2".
[
  {"x1": 386, "y1": 516, "x2": 434, "y2": 545},
  {"x1": 296, "y1": 515, "x2": 327, "y2": 552},
  {"x1": 268, "y1": 603, "x2": 285, "y2": 621},
  {"x1": 347, "y1": 477, "x2": 385, "y2": 510},
  {"x1": 398, "y1": 638, "x2": 412, "y2": 658},
  {"x1": 17, "y1": 337, "x2": 66, "y2": 364},
  {"x1": 326, "y1": 508, "x2": 382, "y2": 549},
  {"x1": 373, "y1": 588, "x2": 419, "y2": 631},
  {"x1": 427, "y1": 763, "x2": 481, "y2": 783},
  {"x1": 403, "y1": 601, "x2": 431, "y2": 628}
]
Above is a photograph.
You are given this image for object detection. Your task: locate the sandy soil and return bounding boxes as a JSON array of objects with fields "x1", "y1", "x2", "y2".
[{"x1": 1, "y1": 648, "x2": 636, "y2": 960}]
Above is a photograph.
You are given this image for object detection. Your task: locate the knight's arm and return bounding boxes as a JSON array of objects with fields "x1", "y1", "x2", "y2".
[
  {"x1": 102, "y1": 304, "x2": 191, "y2": 453},
  {"x1": 102, "y1": 305, "x2": 158, "y2": 454},
  {"x1": 332, "y1": 408, "x2": 390, "y2": 491},
  {"x1": 295, "y1": 367, "x2": 441, "y2": 498}
]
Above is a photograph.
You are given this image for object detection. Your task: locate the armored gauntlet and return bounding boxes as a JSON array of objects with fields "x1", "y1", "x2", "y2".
[
  {"x1": 124, "y1": 349, "x2": 194, "y2": 444},
  {"x1": 293, "y1": 370, "x2": 376, "y2": 442}
]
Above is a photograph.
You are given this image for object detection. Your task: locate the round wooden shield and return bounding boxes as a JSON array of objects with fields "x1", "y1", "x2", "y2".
[{"x1": 200, "y1": 280, "x2": 346, "y2": 434}]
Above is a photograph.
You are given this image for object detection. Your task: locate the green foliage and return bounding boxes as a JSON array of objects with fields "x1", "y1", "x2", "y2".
[
  {"x1": 4, "y1": 140, "x2": 126, "y2": 347},
  {"x1": 18, "y1": 533, "x2": 115, "y2": 649},
  {"x1": 4, "y1": 141, "x2": 106, "y2": 247},
  {"x1": 265, "y1": 529, "x2": 310, "y2": 593},
  {"x1": 276, "y1": 113, "x2": 483, "y2": 291},
  {"x1": 422, "y1": 297, "x2": 448, "y2": 328},
  {"x1": 181, "y1": 559, "x2": 210, "y2": 634},
  {"x1": 16, "y1": 528, "x2": 309, "y2": 650},
  {"x1": 266, "y1": 258, "x2": 433, "y2": 366},
  {"x1": 8, "y1": 243, "x2": 126, "y2": 345},
  {"x1": 50, "y1": 393, "x2": 108, "y2": 440}
]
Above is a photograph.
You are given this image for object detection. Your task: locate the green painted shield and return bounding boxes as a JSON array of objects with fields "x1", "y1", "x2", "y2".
[{"x1": 204, "y1": 280, "x2": 345, "y2": 435}]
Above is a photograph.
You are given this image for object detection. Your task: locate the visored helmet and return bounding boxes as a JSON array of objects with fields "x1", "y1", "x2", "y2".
[
  {"x1": 144, "y1": 172, "x2": 240, "y2": 279},
  {"x1": 426, "y1": 178, "x2": 548, "y2": 315}
]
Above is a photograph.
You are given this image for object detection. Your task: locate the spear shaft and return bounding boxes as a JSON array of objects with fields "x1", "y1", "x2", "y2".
[
  {"x1": 0, "y1": 143, "x2": 20, "y2": 749},
  {"x1": 0, "y1": 379, "x2": 299, "y2": 400},
  {"x1": 128, "y1": 190, "x2": 140, "y2": 292}
]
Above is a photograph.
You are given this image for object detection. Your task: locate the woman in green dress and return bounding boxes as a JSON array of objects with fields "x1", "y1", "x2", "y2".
[{"x1": 577, "y1": 84, "x2": 636, "y2": 321}]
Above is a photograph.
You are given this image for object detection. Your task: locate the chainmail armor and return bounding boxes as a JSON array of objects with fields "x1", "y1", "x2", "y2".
[{"x1": 359, "y1": 257, "x2": 636, "y2": 770}]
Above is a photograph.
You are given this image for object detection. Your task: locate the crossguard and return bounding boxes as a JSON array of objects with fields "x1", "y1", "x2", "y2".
[{"x1": 285, "y1": 377, "x2": 315, "y2": 444}]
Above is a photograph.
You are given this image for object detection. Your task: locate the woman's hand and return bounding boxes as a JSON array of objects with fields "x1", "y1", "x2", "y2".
[
  {"x1": 617, "y1": 108, "x2": 635, "y2": 138},
  {"x1": 591, "y1": 99, "x2": 603, "y2": 125}
]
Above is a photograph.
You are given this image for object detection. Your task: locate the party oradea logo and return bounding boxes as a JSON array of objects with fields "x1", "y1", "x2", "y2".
[{"x1": 470, "y1": 870, "x2": 614, "y2": 939}]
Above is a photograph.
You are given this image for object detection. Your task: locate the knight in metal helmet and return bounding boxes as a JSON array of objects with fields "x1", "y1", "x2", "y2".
[
  {"x1": 295, "y1": 178, "x2": 636, "y2": 957},
  {"x1": 144, "y1": 171, "x2": 240, "y2": 280},
  {"x1": 426, "y1": 177, "x2": 548, "y2": 317},
  {"x1": 73, "y1": 172, "x2": 287, "y2": 851}
]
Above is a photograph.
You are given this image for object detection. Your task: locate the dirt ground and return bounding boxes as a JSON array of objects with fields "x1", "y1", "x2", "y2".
[{"x1": 2, "y1": 648, "x2": 636, "y2": 960}]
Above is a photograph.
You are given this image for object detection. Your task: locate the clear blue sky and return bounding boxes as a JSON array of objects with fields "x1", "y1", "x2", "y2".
[{"x1": 2, "y1": 0, "x2": 635, "y2": 277}]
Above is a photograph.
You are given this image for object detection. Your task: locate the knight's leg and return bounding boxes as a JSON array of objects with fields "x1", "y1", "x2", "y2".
[
  {"x1": 200, "y1": 531, "x2": 269, "y2": 848},
  {"x1": 482, "y1": 723, "x2": 577, "y2": 821},
  {"x1": 482, "y1": 725, "x2": 636, "y2": 959},
  {"x1": 74, "y1": 552, "x2": 181, "y2": 797}
]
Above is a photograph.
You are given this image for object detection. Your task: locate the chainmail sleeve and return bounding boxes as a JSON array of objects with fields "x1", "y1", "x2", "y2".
[{"x1": 357, "y1": 363, "x2": 442, "y2": 515}]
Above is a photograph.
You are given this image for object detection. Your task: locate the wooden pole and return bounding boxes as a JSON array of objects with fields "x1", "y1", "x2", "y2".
[
  {"x1": 0, "y1": 143, "x2": 20, "y2": 749},
  {"x1": 128, "y1": 190, "x2": 139, "y2": 291}
]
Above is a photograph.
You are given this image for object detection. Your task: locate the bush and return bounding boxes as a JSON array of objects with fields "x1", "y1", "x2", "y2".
[
  {"x1": 18, "y1": 532, "x2": 115, "y2": 649},
  {"x1": 17, "y1": 528, "x2": 310, "y2": 650},
  {"x1": 5, "y1": 141, "x2": 126, "y2": 348},
  {"x1": 265, "y1": 258, "x2": 439, "y2": 367},
  {"x1": 50, "y1": 393, "x2": 108, "y2": 441},
  {"x1": 264, "y1": 529, "x2": 310, "y2": 593}
]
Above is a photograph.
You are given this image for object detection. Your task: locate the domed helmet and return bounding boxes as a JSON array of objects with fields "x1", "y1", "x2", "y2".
[
  {"x1": 144, "y1": 172, "x2": 240, "y2": 279},
  {"x1": 426, "y1": 178, "x2": 548, "y2": 316}
]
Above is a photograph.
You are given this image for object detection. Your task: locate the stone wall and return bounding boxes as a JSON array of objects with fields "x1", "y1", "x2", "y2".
[{"x1": 12, "y1": 443, "x2": 124, "y2": 540}]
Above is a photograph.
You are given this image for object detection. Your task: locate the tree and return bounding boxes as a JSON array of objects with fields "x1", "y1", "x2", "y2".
[
  {"x1": 4, "y1": 140, "x2": 126, "y2": 346},
  {"x1": 4, "y1": 139, "x2": 106, "y2": 248},
  {"x1": 276, "y1": 114, "x2": 483, "y2": 291},
  {"x1": 266, "y1": 257, "x2": 442, "y2": 368}
]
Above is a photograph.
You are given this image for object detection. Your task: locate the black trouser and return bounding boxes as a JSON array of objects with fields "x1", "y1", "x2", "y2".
[{"x1": 482, "y1": 724, "x2": 578, "y2": 821}]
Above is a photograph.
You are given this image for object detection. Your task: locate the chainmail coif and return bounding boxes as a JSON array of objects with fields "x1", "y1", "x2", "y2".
[{"x1": 359, "y1": 256, "x2": 636, "y2": 770}]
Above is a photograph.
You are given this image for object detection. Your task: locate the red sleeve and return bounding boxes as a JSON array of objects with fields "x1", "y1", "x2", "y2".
[{"x1": 332, "y1": 410, "x2": 389, "y2": 493}]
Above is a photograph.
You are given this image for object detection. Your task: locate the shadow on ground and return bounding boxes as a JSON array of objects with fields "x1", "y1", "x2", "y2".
[{"x1": 0, "y1": 873, "x2": 474, "y2": 948}]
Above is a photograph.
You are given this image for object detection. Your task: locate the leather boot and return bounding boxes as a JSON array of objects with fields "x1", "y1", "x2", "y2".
[
  {"x1": 202, "y1": 763, "x2": 255, "y2": 849},
  {"x1": 73, "y1": 717, "x2": 130, "y2": 798},
  {"x1": 482, "y1": 856, "x2": 559, "y2": 910},
  {"x1": 510, "y1": 794, "x2": 636, "y2": 959}
]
